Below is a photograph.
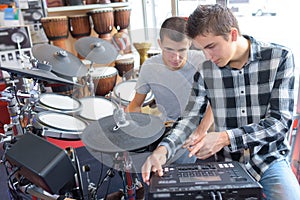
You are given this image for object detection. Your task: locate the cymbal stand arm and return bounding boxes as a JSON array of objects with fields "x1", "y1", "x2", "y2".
[
  {"x1": 87, "y1": 62, "x2": 95, "y2": 96},
  {"x1": 17, "y1": 39, "x2": 32, "y2": 94}
]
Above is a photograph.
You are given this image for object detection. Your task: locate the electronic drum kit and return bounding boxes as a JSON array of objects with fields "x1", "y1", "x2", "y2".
[{"x1": 0, "y1": 37, "x2": 165, "y2": 200}]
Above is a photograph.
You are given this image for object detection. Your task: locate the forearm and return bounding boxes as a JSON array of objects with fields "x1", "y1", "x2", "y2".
[
  {"x1": 126, "y1": 102, "x2": 142, "y2": 112},
  {"x1": 197, "y1": 104, "x2": 214, "y2": 133}
]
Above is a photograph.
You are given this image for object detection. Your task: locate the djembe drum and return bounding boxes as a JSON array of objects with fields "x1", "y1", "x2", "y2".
[
  {"x1": 68, "y1": 14, "x2": 91, "y2": 39},
  {"x1": 89, "y1": 8, "x2": 114, "y2": 40},
  {"x1": 69, "y1": 14, "x2": 91, "y2": 59},
  {"x1": 115, "y1": 54, "x2": 134, "y2": 80},
  {"x1": 91, "y1": 66, "x2": 118, "y2": 96},
  {"x1": 114, "y1": 6, "x2": 131, "y2": 33},
  {"x1": 41, "y1": 16, "x2": 69, "y2": 50}
]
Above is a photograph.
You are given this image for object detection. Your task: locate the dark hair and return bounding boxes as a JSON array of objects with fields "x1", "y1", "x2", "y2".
[
  {"x1": 187, "y1": 4, "x2": 240, "y2": 40},
  {"x1": 160, "y1": 16, "x2": 187, "y2": 42}
]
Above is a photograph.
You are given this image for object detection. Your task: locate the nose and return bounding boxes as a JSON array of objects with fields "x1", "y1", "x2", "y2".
[
  {"x1": 203, "y1": 50, "x2": 212, "y2": 60},
  {"x1": 170, "y1": 51, "x2": 181, "y2": 60}
]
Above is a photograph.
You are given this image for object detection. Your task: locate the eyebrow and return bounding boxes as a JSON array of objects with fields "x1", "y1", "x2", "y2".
[
  {"x1": 164, "y1": 47, "x2": 188, "y2": 51},
  {"x1": 203, "y1": 42, "x2": 214, "y2": 49}
]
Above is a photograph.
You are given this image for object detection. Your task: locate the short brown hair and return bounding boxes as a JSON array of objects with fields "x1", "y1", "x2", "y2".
[
  {"x1": 160, "y1": 17, "x2": 188, "y2": 42},
  {"x1": 187, "y1": 4, "x2": 240, "y2": 40}
]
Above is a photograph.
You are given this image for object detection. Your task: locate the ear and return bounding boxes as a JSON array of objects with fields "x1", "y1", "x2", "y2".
[
  {"x1": 188, "y1": 40, "x2": 192, "y2": 48},
  {"x1": 231, "y1": 28, "x2": 238, "y2": 42},
  {"x1": 158, "y1": 38, "x2": 162, "y2": 49}
]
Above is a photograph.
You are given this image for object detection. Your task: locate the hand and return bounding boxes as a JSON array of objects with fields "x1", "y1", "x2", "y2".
[
  {"x1": 186, "y1": 131, "x2": 230, "y2": 159},
  {"x1": 141, "y1": 146, "x2": 168, "y2": 185},
  {"x1": 182, "y1": 126, "x2": 207, "y2": 149}
]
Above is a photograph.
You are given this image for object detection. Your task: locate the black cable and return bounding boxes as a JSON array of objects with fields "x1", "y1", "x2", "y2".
[{"x1": 94, "y1": 152, "x2": 105, "y2": 191}]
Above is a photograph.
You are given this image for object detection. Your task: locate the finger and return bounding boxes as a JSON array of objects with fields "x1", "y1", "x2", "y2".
[
  {"x1": 183, "y1": 137, "x2": 196, "y2": 148},
  {"x1": 141, "y1": 160, "x2": 152, "y2": 184},
  {"x1": 153, "y1": 156, "x2": 164, "y2": 177},
  {"x1": 182, "y1": 141, "x2": 192, "y2": 148},
  {"x1": 189, "y1": 141, "x2": 203, "y2": 157}
]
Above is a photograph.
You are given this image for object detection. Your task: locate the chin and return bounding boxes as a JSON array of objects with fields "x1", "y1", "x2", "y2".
[{"x1": 170, "y1": 65, "x2": 182, "y2": 70}]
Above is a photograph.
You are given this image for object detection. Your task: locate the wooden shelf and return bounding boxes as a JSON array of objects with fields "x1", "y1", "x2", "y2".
[{"x1": 47, "y1": 2, "x2": 130, "y2": 16}]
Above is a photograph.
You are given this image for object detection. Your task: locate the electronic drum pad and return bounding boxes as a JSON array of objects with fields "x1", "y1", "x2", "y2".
[{"x1": 81, "y1": 112, "x2": 165, "y2": 172}]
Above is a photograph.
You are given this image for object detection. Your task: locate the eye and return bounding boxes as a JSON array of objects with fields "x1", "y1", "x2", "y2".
[
  {"x1": 178, "y1": 49, "x2": 187, "y2": 53},
  {"x1": 164, "y1": 47, "x2": 173, "y2": 51}
]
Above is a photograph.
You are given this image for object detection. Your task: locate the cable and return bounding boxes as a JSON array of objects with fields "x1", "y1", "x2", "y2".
[
  {"x1": 216, "y1": 191, "x2": 222, "y2": 200},
  {"x1": 210, "y1": 191, "x2": 216, "y2": 200}
]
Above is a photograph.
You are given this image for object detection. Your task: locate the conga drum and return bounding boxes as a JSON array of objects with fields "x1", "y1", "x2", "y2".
[
  {"x1": 68, "y1": 15, "x2": 91, "y2": 39},
  {"x1": 89, "y1": 8, "x2": 114, "y2": 40},
  {"x1": 41, "y1": 16, "x2": 69, "y2": 49},
  {"x1": 91, "y1": 67, "x2": 118, "y2": 96},
  {"x1": 115, "y1": 54, "x2": 134, "y2": 80},
  {"x1": 114, "y1": 6, "x2": 131, "y2": 32}
]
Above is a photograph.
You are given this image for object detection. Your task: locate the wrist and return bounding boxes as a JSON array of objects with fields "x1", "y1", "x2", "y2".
[
  {"x1": 155, "y1": 145, "x2": 168, "y2": 155},
  {"x1": 223, "y1": 131, "x2": 231, "y2": 146}
]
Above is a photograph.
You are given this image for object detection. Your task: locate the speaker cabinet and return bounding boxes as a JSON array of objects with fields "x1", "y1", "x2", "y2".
[{"x1": 5, "y1": 133, "x2": 76, "y2": 194}]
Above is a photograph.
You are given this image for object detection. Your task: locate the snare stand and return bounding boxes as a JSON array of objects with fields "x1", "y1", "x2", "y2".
[{"x1": 112, "y1": 151, "x2": 143, "y2": 200}]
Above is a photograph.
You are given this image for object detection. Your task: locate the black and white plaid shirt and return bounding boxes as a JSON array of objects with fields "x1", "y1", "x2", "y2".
[{"x1": 160, "y1": 35, "x2": 295, "y2": 181}]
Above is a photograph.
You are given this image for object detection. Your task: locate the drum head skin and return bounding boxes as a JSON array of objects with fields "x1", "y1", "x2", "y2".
[
  {"x1": 113, "y1": 79, "x2": 154, "y2": 106},
  {"x1": 79, "y1": 97, "x2": 117, "y2": 121},
  {"x1": 39, "y1": 93, "x2": 81, "y2": 112},
  {"x1": 36, "y1": 112, "x2": 87, "y2": 132}
]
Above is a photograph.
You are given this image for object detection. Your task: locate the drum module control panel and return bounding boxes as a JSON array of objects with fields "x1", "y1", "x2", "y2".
[{"x1": 149, "y1": 161, "x2": 262, "y2": 200}]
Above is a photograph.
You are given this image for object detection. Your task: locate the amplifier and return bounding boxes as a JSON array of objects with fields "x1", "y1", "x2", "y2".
[
  {"x1": 149, "y1": 161, "x2": 262, "y2": 200},
  {"x1": 5, "y1": 133, "x2": 77, "y2": 194}
]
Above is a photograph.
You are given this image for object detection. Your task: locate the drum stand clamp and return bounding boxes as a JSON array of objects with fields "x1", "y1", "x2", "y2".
[
  {"x1": 87, "y1": 62, "x2": 96, "y2": 97},
  {"x1": 0, "y1": 85, "x2": 25, "y2": 137},
  {"x1": 0, "y1": 80, "x2": 41, "y2": 139}
]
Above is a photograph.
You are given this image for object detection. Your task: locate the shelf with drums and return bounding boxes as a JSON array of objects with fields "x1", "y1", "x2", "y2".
[
  {"x1": 46, "y1": 2, "x2": 130, "y2": 16},
  {"x1": 41, "y1": 2, "x2": 132, "y2": 61}
]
